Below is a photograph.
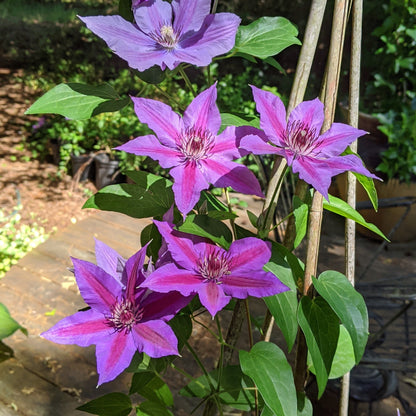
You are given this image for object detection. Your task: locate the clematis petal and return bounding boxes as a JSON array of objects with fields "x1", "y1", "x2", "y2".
[
  {"x1": 71, "y1": 258, "x2": 120, "y2": 313},
  {"x1": 211, "y1": 126, "x2": 243, "y2": 159},
  {"x1": 288, "y1": 98, "x2": 324, "y2": 134},
  {"x1": 315, "y1": 124, "x2": 368, "y2": 157},
  {"x1": 198, "y1": 281, "x2": 231, "y2": 317},
  {"x1": 115, "y1": 135, "x2": 180, "y2": 169},
  {"x1": 222, "y1": 270, "x2": 289, "y2": 299},
  {"x1": 202, "y1": 158, "x2": 264, "y2": 197},
  {"x1": 154, "y1": 220, "x2": 207, "y2": 269},
  {"x1": 95, "y1": 331, "x2": 137, "y2": 385},
  {"x1": 131, "y1": 96, "x2": 183, "y2": 146},
  {"x1": 240, "y1": 133, "x2": 283, "y2": 156},
  {"x1": 94, "y1": 238, "x2": 125, "y2": 282},
  {"x1": 179, "y1": 14, "x2": 241, "y2": 66},
  {"x1": 140, "y1": 291, "x2": 193, "y2": 322},
  {"x1": 124, "y1": 245, "x2": 148, "y2": 298},
  {"x1": 183, "y1": 84, "x2": 221, "y2": 134},
  {"x1": 170, "y1": 162, "x2": 209, "y2": 215},
  {"x1": 143, "y1": 263, "x2": 203, "y2": 296},
  {"x1": 172, "y1": 0, "x2": 210, "y2": 33},
  {"x1": 79, "y1": 15, "x2": 158, "y2": 72},
  {"x1": 41, "y1": 309, "x2": 110, "y2": 347},
  {"x1": 132, "y1": 320, "x2": 179, "y2": 358},
  {"x1": 228, "y1": 238, "x2": 272, "y2": 272},
  {"x1": 251, "y1": 86, "x2": 287, "y2": 145},
  {"x1": 133, "y1": 0, "x2": 172, "y2": 36}
]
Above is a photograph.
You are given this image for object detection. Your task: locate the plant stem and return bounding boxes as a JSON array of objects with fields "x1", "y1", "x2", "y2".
[
  {"x1": 178, "y1": 65, "x2": 197, "y2": 97},
  {"x1": 339, "y1": 0, "x2": 362, "y2": 414},
  {"x1": 224, "y1": 188, "x2": 237, "y2": 240}
]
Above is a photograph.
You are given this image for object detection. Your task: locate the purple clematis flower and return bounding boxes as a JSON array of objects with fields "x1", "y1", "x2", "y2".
[
  {"x1": 141, "y1": 221, "x2": 289, "y2": 317},
  {"x1": 79, "y1": 0, "x2": 241, "y2": 72},
  {"x1": 115, "y1": 84, "x2": 264, "y2": 215},
  {"x1": 240, "y1": 86, "x2": 379, "y2": 198},
  {"x1": 41, "y1": 240, "x2": 192, "y2": 386}
]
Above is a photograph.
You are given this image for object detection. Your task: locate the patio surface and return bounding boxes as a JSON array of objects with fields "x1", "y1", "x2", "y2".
[{"x1": 1, "y1": 203, "x2": 416, "y2": 415}]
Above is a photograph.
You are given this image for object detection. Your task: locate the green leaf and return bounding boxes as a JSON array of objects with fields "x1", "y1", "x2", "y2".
[
  {"x1": 136, "y1": 401, "x2": 174, "y2": 416},
  {"x1": 180, "y1": 365, "x2": 256, "y2": 411},
  {"x1": 134, "y1": 66, "x2": 166, "y2": 84},
  {"x1": 0, "y1": 303, "x2": 27, "y2": 339},
  {"x1": 77, "y1": 393, "x2": 132, "y2": 416},
  {"x1": 264, "y1": 249, "x2": 299, "y2": 351},
  {"x1": 83, "y1": 171, "x2": 173, "y2": 218},
  {"x1": 342, "y1": 147, "x2": 378, "y2": 210},
  {"x1": 220, "y1": 113, "x2": 260, "y2": 131},
  {"x1": 297, "y1": 297, "x2": 339, "y2": 398},
  {"x1": 308, "y1": 325, "x2": 355, "y2": 380},
  {"x1": 178, "y1": 214, "x2": 232, "y2": 248},
  {"x1": 130, "y1": 372, "x2": 173, "y2": 407},
  {"x1": 355, "y1": 173, "x2": 378, "y2": 211},
  {"x1": 25, "y1": 83, "x2": 129, "y2": 120},
  {"x1": 292, "y1": 196, "x2": 309, "y2": 249},
  {"x1": 240, "y1": 342, "x2": 297, "y2": 416},
  {"x1": 263, "y1": 57, "x2": 286, "y2": 74},
  {"x1": 168, "y1": 314, "x2": 193, "y2": 351},
  {"x1": 233, "y1": 17, "x2": 301, "y2": 59},
  {"x1": 296, "y1": 392, "x2": 313, "y2": 416},
  {"x1": 323, "y1": 195, "x2": 387, "y2": 240},
  {"x1": 140, "y1": 223, "x2": 162, "y2": 261},
  {"x1": 312, "y1": 271, "x2": 368, "y2": 363}
]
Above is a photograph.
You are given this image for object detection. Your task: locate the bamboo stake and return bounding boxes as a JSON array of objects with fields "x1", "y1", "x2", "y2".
[
  {"x1": 339, "y1": 0, "x2": 362, "y2": 414},
  {"x1": 262, "y1": 0, "x2": 328, "y2": 341},
  {"x1": 294, "y1": 0, "x2": 352, "y2": 392}
]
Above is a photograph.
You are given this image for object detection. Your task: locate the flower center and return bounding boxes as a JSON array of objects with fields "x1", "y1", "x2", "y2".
[
  {"x1": 285, "y1": 120, "x2": 319, "y2": 156},
  {"x1": 106, "y1": 298, "x2": 142, "y2": 334},
  {"x1": 178, "y1": 127, "x2": 215, "y2": 162},
  {"x1": 198, "y1": 249, "x2": 231, "y2": 283},
  {"x1": 155, "y1": 24, "x2": 178, "y2": 50}
]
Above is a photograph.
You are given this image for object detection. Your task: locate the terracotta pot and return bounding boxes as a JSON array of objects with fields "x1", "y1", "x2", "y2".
[{"x1": 337, "y1": 176, "x2": 416, "y2": 242}]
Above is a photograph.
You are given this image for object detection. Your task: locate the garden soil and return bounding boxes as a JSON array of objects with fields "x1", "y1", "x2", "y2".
[
  {"x1": 2, "y1": 68, "x2": 416, "y2": 415},
  {"x1": 0, "y1": 68, "x2": 95, "y2": 235}
]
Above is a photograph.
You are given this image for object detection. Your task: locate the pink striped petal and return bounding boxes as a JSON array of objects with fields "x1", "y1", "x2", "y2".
[
  {"x1": 199, "y1": 281, "x2": 231, "y2": 317},
  {"x1": 251, "y1": 86, "x2": 287, "y2": 145},
  {"x1": 115, "y1": 135, "x2": 180, "y2": 169},
  {"x1": 72, "y1": 258, "x2": 120, "y2": 314},
  {"x1": 202, "y1": 158, "x2": 264, "y2": 197},
  {"x1": 316, "y1": 123, "x2": 368, "y2": 157},
  {"x1": 41, "y1": 309, "x2": 110, "y2": 347},
  {"x1": 288, "y1": 98, "x2": 324, "y2": 134},
  {"x1": 131, "y1": 96, "x2": 183, "y2": 146},
  {"x1": 228, "y1": 238, "x2": 272, "y2": 272},
  {"x1": 143, "y1": 263, "x2": 203, "y2": 296},
  {"x1": 133, "y1": 320, "x2": 179, "y2": 358},
  {"x1": 170, "y1": 162, "x2": 209, "y2": 215},
  {"x1": 183, "y1": 84, "x2": 221, "y2": 134},
  {"x1": 95, "y1": 331, "x2": 137, "y2": 385},
  {"x1": 222, "y1": 270, "x2": 289, "y2": 299}
]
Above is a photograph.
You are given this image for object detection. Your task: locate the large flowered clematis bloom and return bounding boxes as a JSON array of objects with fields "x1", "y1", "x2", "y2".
[
  {"x1": 141, "y1": 221, "x2": 289, "y2": 317},
  {"x1": 41, "y1": 240, "x2": 192, "y2": 386},
  {"x1": 240, "y1": 86, "x2": 379, "y2": 198},
  {"x1": 79, "y1": 0, "x2": 241, "y2": 72},
  {"x1": 115, "y1": 84, "x2": 264, "y2": 215}
]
